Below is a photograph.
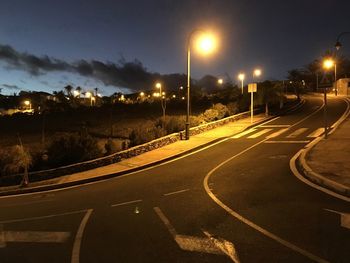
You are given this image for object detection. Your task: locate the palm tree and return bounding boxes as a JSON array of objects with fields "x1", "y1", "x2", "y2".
[{"x1": 64, "y1": 85, "x2": 73, "y2": 97}]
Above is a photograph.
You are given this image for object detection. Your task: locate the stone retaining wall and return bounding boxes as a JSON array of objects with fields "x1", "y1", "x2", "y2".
[{"x1": 0, "y1": 109, "x2": 260, "y2": 186}]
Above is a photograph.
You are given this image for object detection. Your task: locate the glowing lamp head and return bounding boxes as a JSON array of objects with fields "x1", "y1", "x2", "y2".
[
  {"x1": 323, "y1": 59, "x2": 335, "y2": 70},
  {"x1": 140, "y1": 92, "x2": 145, "y2": 97},
  {"x1": 253, "y1": 69, "x2": 262, "y2": 77},
  {"x1": 195, "y1": 33, "x2": 217, "y2": 55},
  {"x1": 238, "y1": 73, "x2": 245, "y2": 81},
  {"x1": 85, "y1": 92, "x2": 92, "y2": 98},
  {"x1": 155, "y1": 83, "x2": 162, "y2": 89},
  {"x1": 24, "y1": 100, "x2": 30, "y2": 106},
  {"x1": 217, "y1": 78, "x2": 223, "y2": 85}
]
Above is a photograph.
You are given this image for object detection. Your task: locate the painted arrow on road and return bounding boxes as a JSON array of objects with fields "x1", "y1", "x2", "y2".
[
  {"x1": 0, "y1": 224, "x2": 70, "y2": 248},
  {"x1": 325, "y1": 209, "x2": 350, "y2": 230},
  {"x1": 154, "y1": 207, "x2": 240, "y2": 263}
]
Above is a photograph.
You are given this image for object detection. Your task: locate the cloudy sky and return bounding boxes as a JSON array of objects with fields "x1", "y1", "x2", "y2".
[{"x1": 0, "y1": 0, "x2": 349, "y2": 95}]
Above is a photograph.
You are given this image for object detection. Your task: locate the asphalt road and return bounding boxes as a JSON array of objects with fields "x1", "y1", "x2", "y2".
[{"x1": 0, "y1": 94, "x2": 349, "y2": 263}]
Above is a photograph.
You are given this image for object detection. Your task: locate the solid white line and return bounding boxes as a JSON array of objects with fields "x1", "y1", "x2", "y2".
[
  {"x1": 3, "y1": 231, "x2": 70, "y2": 243},
  {"x1": 290, "y1": 150, "x2": 350, "y2": 202},
  {"x1": 266, "y1": 128, "x2": 289, "y2": 139},
  {"x1": 0, "y1": 199, "x2": 54, "y2": 207},
  {"x1": 256, "y1": 116, "x2": 281, "y2": 126},
  {"x1": 71, "y1": 209, "x2": 93, "y2": 263},
  {"x1": 231, "y1": 129, "x2": 257, "y2": 139},
  {"x1": 0, "y1": 209, "x2": 89, "y2": 224},
  {"x1": 204, "y1": 170, "x2": 329, "y2": 263},
  {"x1": 111, "y1": 199, "x2": 143, "y2": 207},
  {"x1": 153, "y1": 207, "x2": 177, "y2": 237},
  {"x1": 307, "y1": 128, "x2": 324, "y2": 138},
  {"x1": 247, "y1": 129, "x2": 272, "y2": 139},
  {"x1": 286, "y1": 128, "x2": 308, "y2": 138},
  {"x1": 163, "y1": 189, "x2": 190, "y2": 196},
  {"x1": 203, "y1": 98, "x2": 330, "y2": 262},
  {"x1": 265, "y1": 140, "x2": 309, "y2": 144},
  {"x1": 260, "y1": 124, "x2": 290, "y2": 128}
]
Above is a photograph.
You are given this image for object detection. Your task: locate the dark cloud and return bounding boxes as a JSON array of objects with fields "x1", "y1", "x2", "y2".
[
  {"x1": 2, "y1": 84, "x2": 21, "y2": 90},
  {"x1": 0, "y1": 44, "x2": 162, "y2": 91}
]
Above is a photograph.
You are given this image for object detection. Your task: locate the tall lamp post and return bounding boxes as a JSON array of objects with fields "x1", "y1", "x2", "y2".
[
  {"x1": 238, "y1": 73, "x2": 245, "y2": 94},
  {"x1": 185, "y1": 30, "x2": 217, "y2": 140},
  {"x1": 156, "y1": 82, "x2": 166, "y2": 125},
  {"x1": 323, "y1": 58, "x2": 335, "y2": 139},
  {"x1": 334, "y1": 31, "x2": 350, "y2": 96}
]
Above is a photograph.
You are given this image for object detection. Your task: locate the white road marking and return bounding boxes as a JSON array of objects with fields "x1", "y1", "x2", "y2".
[
  {"x1": 154, "y1": 207, "x2": 238, "y2": 261},
  {"x1": 231, "y1": 129, "x2": 257, "y2": 139},
  {"x1": 266, "y1": 128, "x2": 289, "y2": 139},
  {"x1": 0, "y1": 228, "x2": 70, "y2": 248},
  {"x1": 286, "y1": 128, "x2": 308, "y2": 138},
  {"x1": 203, "y1": 230, "x2": 240, "y2": 263},
  {"x1": 203, "y1": 99, "x2": 331, "y2": 263},
  {"x1": 71, "y1": 209, "x2": 93, "y2": 263},
  {"x1": 256, "y1": 116, "x2": 281, "y2": 126},
  {"x1": 307, "y1": 128, "x2": 324, "y2": 138},
  {"x1": 265, "y1": 140, "x2": 309, "y2": 144},
  {"x1": 290, "y1": 150, "x2": 350, "y2": 202},
  {"x1": 324, "y1": 209, "x2": 350, "y2": 230},
  {"x1": 111, "y1": 199, "x2": 143, "y2": 207},
  {"x1": 0, "y1": 209, "x2": 89, "y2": 224},
  {"x1": 247, "y1": 129, "x2": 272, "y2": 139},
  {"x1": 163, "y1": 189, "x2": 190, "y2": 196},
  {"x1": 260, "y1": 124, "x2": 290, "y2": 128},
  {"x1": 0, "y1": 199, "x2": 54, "y2": 207}
]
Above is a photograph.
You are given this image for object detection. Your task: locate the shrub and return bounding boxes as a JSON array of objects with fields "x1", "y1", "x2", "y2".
[
  {"x1": 129, "y1": 121, "x2": 166, "y2": 147},
  {"x1": 0, "y1": 145, "x2": 32, "y2": 176},
  {"x1": 46, "y1": 133, "x2": 102, "y2": 167},
  {"x1": 212, "y1": 103, "x2": 229, "y2": 119},
  {"x1": 226, "y1": 102, "x2": 239, "y2": 115},
  {"x1": 104, "y1": 138, "x2": 119, "y2": 155}
]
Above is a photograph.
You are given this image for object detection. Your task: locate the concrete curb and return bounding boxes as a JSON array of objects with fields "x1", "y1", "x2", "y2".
[
  {"x1": 296, "y1": 97, "x2": 350, "y2": 198},
  {"x1": 0, "y1": 99, "x2": 303, "y2": 196}
]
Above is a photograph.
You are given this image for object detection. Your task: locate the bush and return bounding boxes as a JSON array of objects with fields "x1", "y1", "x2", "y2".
[
  {"x1": 226, "y1": 102, "x2": 239, "y2": 115},
  {"x1": 104, "y1": 138, "x2": 119, "y2": 155},
  {"x1": 0, "y1": 145, "x2": 32, "y2": 176},
  {"x1": 46, "y1": 133, "x2": 102, "y2": 167},
  {"x1": 202, "y1": 103, "x2": 229, "y2": 122},
  {"x1": 129, "y1": 121, "x2": 166, "y2": 147}
]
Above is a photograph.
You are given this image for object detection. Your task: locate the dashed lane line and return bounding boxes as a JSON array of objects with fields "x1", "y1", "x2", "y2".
[
  {"x1": 111, "y1": 199, "x2": 143, "y2": 207},
  {"x1": 163, "y1": 189, "x2": 190, "y2": 196}
]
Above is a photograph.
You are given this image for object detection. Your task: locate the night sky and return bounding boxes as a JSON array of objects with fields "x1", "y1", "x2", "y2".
[{"x1": 0, "y1": 0, "x2": 349, "y2": 96}]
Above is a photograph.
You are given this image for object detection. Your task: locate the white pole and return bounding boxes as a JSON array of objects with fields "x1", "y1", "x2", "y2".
[{"x1": 251, "y1": 91, "x2": 253, "y2": 123}]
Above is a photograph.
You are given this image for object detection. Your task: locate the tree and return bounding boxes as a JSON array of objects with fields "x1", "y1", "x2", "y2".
[
  {"x1": 0, "y1": 145, "x2": 32, "y2": 186},
  {"x1": 64, "y1": 85, "x2": 73, "y2": 97}
]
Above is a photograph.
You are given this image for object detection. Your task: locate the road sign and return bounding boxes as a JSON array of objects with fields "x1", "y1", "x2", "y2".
[{"x1": 248, "y1": 83, "x2": 257, "y2": 93}]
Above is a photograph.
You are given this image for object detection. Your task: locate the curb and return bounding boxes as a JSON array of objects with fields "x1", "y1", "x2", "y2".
[
  {"x1": 295, "y1": 97, "x2": 350, "y2": 198},
  {"x1": 0, "y1": 99, "x2": 303, "y2": 197}
]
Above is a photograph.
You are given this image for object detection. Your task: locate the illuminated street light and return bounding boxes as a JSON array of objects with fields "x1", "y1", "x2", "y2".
[
  {"x1": 217, "y1": 78, "x2": 223, "y2": 85},
  {"x1": 140, "y1": 92, "x2": 145, "y2": 97},
  {"x1": 23, "y1": 100, "x2": 32, "y2": 110},
  {"x1": 238, "y1": 73, "x2": 245, "y2": 94},
  {"x1": 155, "y1": 82, "x2": 166, "y2": 125},
  {"x1": 186, "y1": 30, "x2": 218, "y2": 140},
  {"x1": 85, "y1": 91, "x2": 92, "y2": 98},
  {"x1": 322, "y1": 58, "x2": 336, "y2": 139},
  {"x1": 253, "y1": 69, "x2": 262, "y2": 78}
]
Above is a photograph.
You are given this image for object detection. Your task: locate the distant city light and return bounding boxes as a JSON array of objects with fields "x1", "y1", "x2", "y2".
[
  {"x1": 253, "y1": 69, "x2": 262, "y2": 77},
  {"x1": 217, "y1": 78, "x2": 223, "y2": 85}
]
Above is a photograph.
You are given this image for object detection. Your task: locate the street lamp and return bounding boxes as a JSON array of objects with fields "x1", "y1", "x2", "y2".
[
  {"x1": 217, "y1": 78, "x2": 223, "y2": 85},
  {"x1": 334, "y1": 32, "x2": 350, "y2": 96},
  {"x1": 238, "y1": 73, "x2": 245, "y2": 94},
  {"x1": 253, "y1": 69, "x2": 262, "y2": 78},
  {"x1": 322, "y1": 58, "x2": 335, "y2": 139},
  {"x1": 155, "y1": 82, "x2": 166, "y2": 125},
  {"x1": 185, "y1": 30, "x2": 217, "y2": 140}
]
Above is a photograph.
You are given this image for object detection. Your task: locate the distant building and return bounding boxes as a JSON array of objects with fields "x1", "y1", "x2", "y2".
[{"x1": 336, "y1": 78, "x2": 350, "y2": 96}]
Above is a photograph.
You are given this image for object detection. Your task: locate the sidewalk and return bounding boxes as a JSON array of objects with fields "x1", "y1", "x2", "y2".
[
  {"x1": 298, "y1": 97, "x2": 350, "y2": 198},
  {"x1": 0, "y1": 113, "x2": 269, "y2": 195}
]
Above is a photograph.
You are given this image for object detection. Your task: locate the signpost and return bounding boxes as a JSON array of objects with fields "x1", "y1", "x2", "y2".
[{"x1": 248, "y1": 83, "x2": 257, "y2": 123}]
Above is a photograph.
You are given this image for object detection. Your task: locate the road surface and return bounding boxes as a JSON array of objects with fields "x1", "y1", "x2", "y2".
[{"x1": 0, "y1": 94, "x2": 349, "y2": 263}]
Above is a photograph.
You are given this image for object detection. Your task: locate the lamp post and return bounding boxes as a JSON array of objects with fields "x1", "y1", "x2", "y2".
[
  {"x1": 323, "y1": 59, "x2": 335, "y2": 139},
  {"x1": 251, "y1": 69, "x2": 262, "y2": 121},
  {"x1": 156, "y1": 82, "x2": 166, "y2": 125},
  {"x1": 238, "y1": 73, "x2": 245, "y2": 94},
  {"x1": 185, "y1": 30, "x2": 217, "y2": 140},
  {"x1": 334, "y1": 31, "x2": 350, "y2": 96}
]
